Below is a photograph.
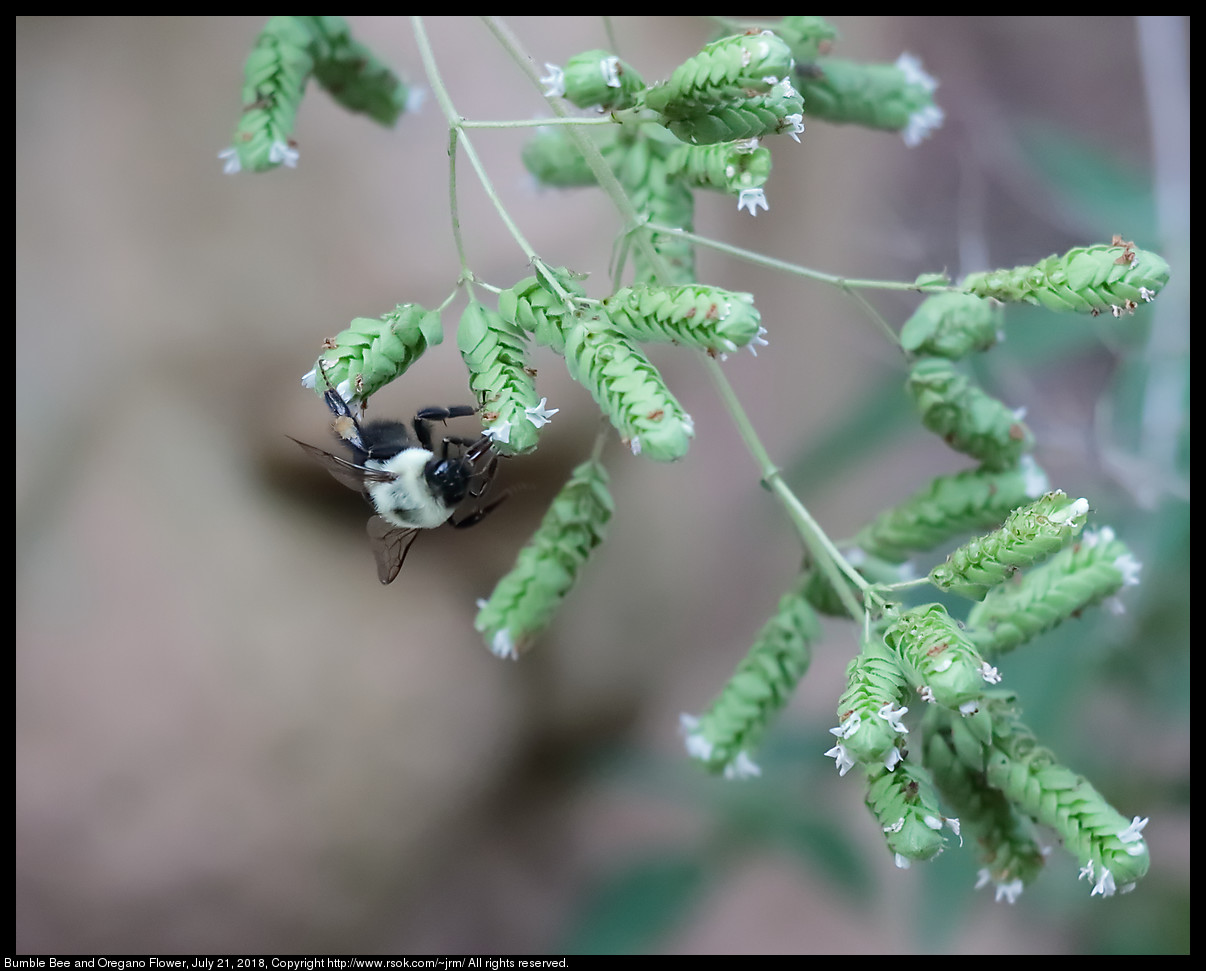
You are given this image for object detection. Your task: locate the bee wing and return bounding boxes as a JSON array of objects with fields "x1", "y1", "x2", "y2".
[
  {"x1": 289, "y1": 436, "x2": 396, "y2": 495},
  {"x1": 367, "y1": 516, "x2": 421, "y2": 585}
]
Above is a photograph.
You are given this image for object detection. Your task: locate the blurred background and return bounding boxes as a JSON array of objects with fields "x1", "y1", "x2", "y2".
[{"x1": 15, "y1": 16, "x2": 1189, "y2": 955}]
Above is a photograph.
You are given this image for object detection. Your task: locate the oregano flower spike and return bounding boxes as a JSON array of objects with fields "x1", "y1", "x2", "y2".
[
  {"x1": 497, "y1": 267, "x2": 586, "y2": 355},
  {"x1": 222, "y1": 16, "x2": 315, "y2": 174},
  {"x1": 828, "y1": 634, "x2": 913, "y2": 774},
  {"x1": 645, "y1": 31, "x2": 796, "y2": 120},
  {"x1": 773, "y1": 15, "x2": 840, "y2": 63},
  {"x1": 302, "y1": 303, "x2": 443, "y2": 405},
  {"x1": 906, "y1": 357, "x2": 1035, "y2": 471},
  {"x1": 660, "y1": 81, "x2": 805, "y2": 147},
  {"x1": 602, "y1": 284, "x2": 765, "y2": 357},
  {"x1": 851, "y1": 457, "x2": 1049, "y2": 564},
  {"x1": 304, "y1": 16, "x2": 414, "y2": 127},
  {"x1": 923, "y1": 721, "x2": 1046, "y2": 903},
  {"x1": 222, "y1": 16, "x2": 410, "y2": 175},
  {"x1": 456, "y1": 302, "x2": 546, "y2": 456},
  {"x1": 899, "y1": 293, "x2": 1003, "y2": 360},
  {"x1": 864, "y1": 759, "x2": 959, "y2": 868},
  {"x1": 667, "y1": 138, "x2": 771, "y2": 193},
  {"x1": 794, "y1": 54, "x2": 944, "y2": 147},
  {"x1": 550, "y1": 49, "x2": 645, "y2": 111},
  {"x1": 984, "y1": 720, "x2": 1150, "y2": 896},
  {"x1": 883, "y1": 603, "x2": 1002, "y2": 714},
  {"x1": 962, "y1": 239, "x2": 1171, "y2": 317},
  {"x1": 929, "y1": 491, "x2": 1090, "y2": 601},
  {"x1": 473, "y1": 456, "x2": 613, "y2": 660},
  {"x1": 562, "y1": 316, "x2": 695, "y2": 461},
  {"x1": 965, "y1": 526, "x2": 1141, "y2": 656},
  {"x1": 681, "y1": 582, "x2": 821, "y2": 779}
]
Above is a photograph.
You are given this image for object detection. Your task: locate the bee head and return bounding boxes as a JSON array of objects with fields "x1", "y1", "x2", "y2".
[{"x1": 424, "y1": 455, "x2": 473, "y2": 507}]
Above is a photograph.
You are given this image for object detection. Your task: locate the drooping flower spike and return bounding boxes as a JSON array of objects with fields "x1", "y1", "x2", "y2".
[
  {"x1": 302, "y1": 303, "x2": 443, "y2": 406},
  {"x1": 962, "y1": 240, "x2": 1170, "y2": 316},
  {"x1": 474, "y1": 456, "x2": 613, "y2": 660},
  {"x1": 222, "y1": 16, "x2": 411, "y2": 175},
  {"x1": 602, "y1": 283, "x2": 765, "y2": 357},
  {"x1": 899, "y1": 292, "x2": 1003, "y2": 360},
  {"x1": 965, "y1": 526, "x2": 1141, "y2": 655},
  {"x1": 906, "y1": 356, "x2": 1035, "y2": 472},
  {"x1": 457, "y1": 302, "x2": 546, "y2": 456},
  {"x1": 562, "y1": 315, "x2": 695, "y2": 462},
  {"x1": 682, "y1": 582, "x2": 821, "y2": 778},
  {"x1": 830, "y1": 634, "x2": 914, "y2": 772},
  {"x1": 864, "y1": 759, "x2": 959, "y2": 867},
  {"x1": 883, "y1": 603, "x2": 1001, "y2": 714},
  {"x1": 852, "y1": 457, "x2": 1049, "y2": 565},
  {"x1": 793, "y1": 54, "x2": 944, "y2": 147},
  {"x1": 549, "y1": 49, "x2": 645, "y2": 112},
  {"x1": 644, "y1": 31, "x2": 796, "y2": 121},
  {"x1": 929, "y1": 491, "x2": 1090, "y2": 601}
]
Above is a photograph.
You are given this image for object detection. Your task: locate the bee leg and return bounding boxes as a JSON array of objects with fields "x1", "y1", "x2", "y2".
[
  {"x1": 449, "y1": 491, "x2": 510, "y2": 529},
  {"x1": 412, "y1": 405, "x2": 475, "y2": 451}
]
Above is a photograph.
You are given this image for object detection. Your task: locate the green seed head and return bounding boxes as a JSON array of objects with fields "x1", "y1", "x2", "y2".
[
  {"x1": 864, "y1": 760, "x2": 955, "y2": 865},
  {"x1": 645, "y1": 32, "x2": 796, "y2": 120},
  {"x1": 883, "y1": 603, "x2": 999, "y2": 713},
  {"x1": 682, "y1": 584, "x2": 820, "y2": 778},
  {"x1": 457, "y1": 302, "x2": 542, "y2": 456},
  {"x1": 602, "y1": 284, "x2": 764, "y2": 356},
  {"x1": 906, "y1": 357, "x2": 1035, "y2": 471},
  {"x1": 962, "y1": 240, "x2": 1170, "y2": 316},
  {"x1": 558, "y1": 49, "x2": 645, "y2": 111},
  {"x1": 795, "y1": 54, "x2": 944, "y2": 146},
  {"x1": 307, "y1": 303, "x2": 443, "y2": 404},
  {"x1": 929, "y1": 491, "x2": 1090, "y2": 601},
  {"x1": 563, "y1": 317, "x2": 695, "y2": 461},
  {"x1": 474, "y1": 457, "x2": 613, "y2": 659},
  {"x1": 900, "y1": 293, "x2": 1002, "y2": 360}
]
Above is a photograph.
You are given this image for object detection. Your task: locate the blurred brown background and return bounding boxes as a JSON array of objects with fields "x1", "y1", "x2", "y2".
[{"x1": 16, "y1": 16, "x2": 1189, "y2": 955}]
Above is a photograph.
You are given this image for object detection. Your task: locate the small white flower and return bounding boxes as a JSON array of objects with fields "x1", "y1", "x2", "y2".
[
  {"x1": 482, "y1": 420, "x2": 512, "y2": 444},
  {"x1": 1079, "y1": 861, "x2": 1096, "y2": 883},
  {"x1": 919, "y1": 685, "x2": 936, "y2": 704},
  {"x1": 737, "y1": 187, "x2": 768, "y2": 216},
  {"x1": 600, "y1": 56, "x2": 621, "y2": 89},
  {"x1": 679, "y1": 713, "x2": 714, "y2": 761},
  {"x1": 902, "y1": 104, "x2": 945, "y2": 148},
  {"x1": 922, "y1": 814, "x2": 944, "y2": 831},
  {"x1": 540, "y1": 63, "x2": 565, "y2": 98},
  {"x1": 218, "y1": 146, "x2": 242, "y2": 175},
  {"x1": 830, "y1": 714, "x2": 861, "y2": 739},
  {"x1": 1118, "y1": 816, "x2": 1149, "y2": 846},
  {"x1": 268, "y1": 140, "x2": 299, "y2": 168},
  {"x1": 524, "y1": 398, "x2": 559, "y2": 428},
  {"x1": 490, "y1": 628, "x2": 517, "y2": 661},
  {"x1": 748, "y1": 327, "x2": 769, "y2": 356},
  {"x1": 733, "y1": 137, "x2": 760, "y2": 154},
  {"x1": 883, "y1": 816, "x2": 905, "y2": 835},
  {"x1": 1115, "y1": 553, "x2": 1143, "y2": 587},
  {"x1": 1091, "y1": 867, "x2": 1117, "y2": 897},
  {"x1": 1139, "y1": 286, "x2": 1155, "y2": 302},
  {"x1": 883, "y1": 747, "x2": 903, "y2": 772},
  {"x1": 628, "y1": 436, "x2": 641, "y2": 456},
  {"x1": 895, "y1": 52, "x2": 938, "y2": 93},
  {"x1": 979, "y1": 662, "x2": 1003, "y2": 684},
  {"x1": 300, "y1": 368, "x2": 316, "y2": 389},
  {"x1": 824, "y1": 742, "x2": 856, "y2": 777},
  {"x1": 876, "y1": 703, "x2": 909, "y2": 735},
  {"x1": 724, "y1": 751, "x2": 762, "y2": 780},
  {"x1": 784, "y1": 113, "x2": 805, "y2": 143},
  {"x1": 894, "y1": 853, "x2": 911, "y2": 870},
  {"x1": 958, "y1": 699, "x2": 981, "y2": 716}
]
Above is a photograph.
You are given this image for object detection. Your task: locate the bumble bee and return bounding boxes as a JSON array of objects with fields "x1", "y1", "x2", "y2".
[{"x1": 290, "y1": 385, "x2": 504, "y2": 584}]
